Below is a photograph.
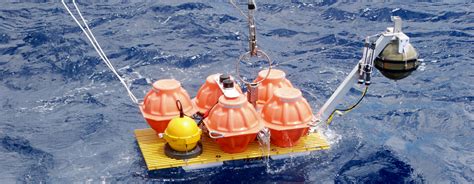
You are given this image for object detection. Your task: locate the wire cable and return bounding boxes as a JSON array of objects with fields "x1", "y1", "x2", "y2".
[
  {"x1": 327, "y1": 86, "x2": 369, "y2": 125},
  {"x1": 230, "y1": 0, "x2": 249, "y2": 19}
]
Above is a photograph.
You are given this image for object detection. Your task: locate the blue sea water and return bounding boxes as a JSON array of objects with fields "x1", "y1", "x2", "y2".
[{"x1": 0, "y1": 0, "x2": 473, "y2": 183}]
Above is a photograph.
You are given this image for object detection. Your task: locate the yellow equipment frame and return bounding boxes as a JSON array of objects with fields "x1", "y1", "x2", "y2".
[{"x1": 135, "y1": 128, "x2": 330, "y2": 171}]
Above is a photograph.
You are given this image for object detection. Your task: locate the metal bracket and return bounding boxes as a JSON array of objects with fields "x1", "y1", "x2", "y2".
[
  {"x1": 313, "y1": 16, "x2": 412, "y2": 125},
  {"x1": 214, "y1": 75, "x2": 240, "y2": 98}
]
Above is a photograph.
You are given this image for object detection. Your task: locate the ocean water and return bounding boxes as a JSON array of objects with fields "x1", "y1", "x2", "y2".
[{"x1": 0, "y1": 0, "x2": 473, "y2": 183}]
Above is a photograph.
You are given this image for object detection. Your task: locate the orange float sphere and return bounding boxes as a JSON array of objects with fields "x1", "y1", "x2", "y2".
[
  {"x1": 140, "y1": 79, "x2": 196, "y2": 133},
  {"x1": 253, "y1": 69, "x2": 293, "y2": 105},
  {"x1": 203, "y1": 94, "x2": 263, "y2": 153},
  {"x1": 193, "y1": 74, "x2": 242, "y2": 114},
  {"x1": 261, "y1": 87, "x2": 312, "y2": 147}
]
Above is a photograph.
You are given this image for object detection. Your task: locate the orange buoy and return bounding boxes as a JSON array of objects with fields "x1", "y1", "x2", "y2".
[
  {"x1": 140, "y1": 79, "x2": 196, "y2": 133},
  {"x1": 193, "y1": 74, "x2": 242, "y2": 114},
  {"x1": 253, "y1": 69, "x2": 293, "y2": 105},
  {"x1": 261, "y1": 87, "x2": 312, "y2": 147},
  {"x1": 203, "y1": 94, "x2": 263, "y2": 153}
]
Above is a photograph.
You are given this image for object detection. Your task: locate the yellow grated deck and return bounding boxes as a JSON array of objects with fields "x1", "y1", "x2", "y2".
[{"x1": 135, "y1": 128, "x2": 330, "y2": 171}]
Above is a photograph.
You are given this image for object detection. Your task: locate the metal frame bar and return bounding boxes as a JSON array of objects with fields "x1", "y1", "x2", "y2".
[{"x1": 314, "y1": 16, "x2": 410, "y2": 124}]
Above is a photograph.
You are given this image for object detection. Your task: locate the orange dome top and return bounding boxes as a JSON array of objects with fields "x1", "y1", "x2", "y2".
[
  {"x1": 261, "y1": 87, "x2": 312, "y2": 130},
  {"x1": 253, "y1": 69, "x2": 293, "y2": 104},
  {"x1": 193, "y1": 74, "x2": 242, "y2": 114},
  {"x1": 204, "y1": 94, "x2": 263, "y2": 137},
  {"x1": 140, "y1": 79, "x2": 196, "y2": 121}
]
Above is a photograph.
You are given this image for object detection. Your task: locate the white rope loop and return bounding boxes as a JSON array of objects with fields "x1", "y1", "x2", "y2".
[{"x1": 62, "y1": 0, "x2": 139, "y2": 104}]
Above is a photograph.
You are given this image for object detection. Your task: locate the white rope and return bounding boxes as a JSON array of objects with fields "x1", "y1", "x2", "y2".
[
  {"x1": 62, "y1": 0, "x2": 139, "y2": 104},
  {"x1": 229, "y1": 0, "x2": 249, "y2": 19}
]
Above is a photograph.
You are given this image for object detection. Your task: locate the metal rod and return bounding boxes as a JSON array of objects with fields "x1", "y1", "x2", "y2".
[
  {"x1": 247, "y1": 0, "x2": 257, "y2": 56},
  {"x1": 316, "y1": 63, "x2": 361, "y2": 122}
]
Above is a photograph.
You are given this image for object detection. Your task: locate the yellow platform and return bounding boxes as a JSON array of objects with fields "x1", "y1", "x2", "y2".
[{"x1": 135, "y1": 128, "x2": 330, "y2": 171}]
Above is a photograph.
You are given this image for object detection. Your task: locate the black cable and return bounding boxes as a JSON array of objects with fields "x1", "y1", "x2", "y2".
[
  {"x1": 327, "y1": 86, "x2": 369, "y2": 125},
  {"x1": 175, "y1": 100, "x2": 184, "y2": 118},
  {"x1": 197, "y1": 101, "x2": 219, "y2": 126}
]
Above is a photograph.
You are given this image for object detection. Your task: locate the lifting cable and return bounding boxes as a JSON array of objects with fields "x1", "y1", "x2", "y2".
[
  {"x1": 62, "y1": 0, "x2": 139, "y2": 104},
  {"x1": 230, "y1": 0, "x2": 250, "y2": 19},
  {"x1": 327, "y1": 86, "x2": 369, "y2": 125}
]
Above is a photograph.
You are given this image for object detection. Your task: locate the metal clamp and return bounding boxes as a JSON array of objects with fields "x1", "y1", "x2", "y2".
[
  {"x1": 308, "y1": 116, "x2": 322, "y2": 133},
  {"x1": 358, "y1": 41, "x2": 376, "y2": 85},
  {"x1": 257, "y1": 127, "x2": 271, "y2": 144}
]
